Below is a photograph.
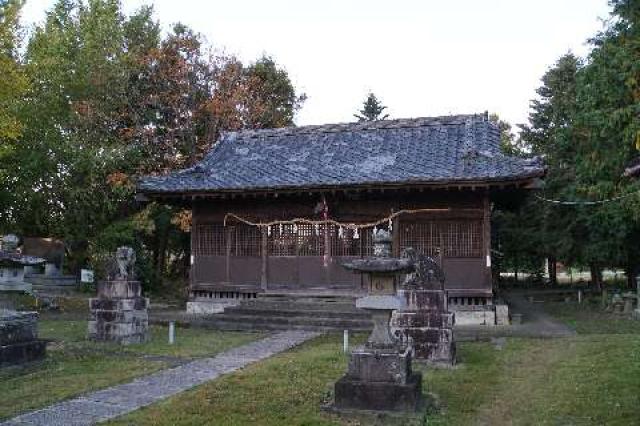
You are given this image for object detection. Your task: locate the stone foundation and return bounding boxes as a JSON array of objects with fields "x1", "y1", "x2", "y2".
[
  {"x1": 88, "y1": 280, "x2": 149, "y2": 344},
  {"x1": 0, "y1": 310, "x2": 46, "y2": 367},
  {"x1": 186, "y1": 289, "x2": 257, "y2": 314},
  {"x1": 334, "y1": 346, "x2": 422, "y2": 412}
]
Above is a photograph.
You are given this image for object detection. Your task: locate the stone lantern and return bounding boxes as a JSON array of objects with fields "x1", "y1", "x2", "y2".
[{"x1": 333, "y1": 229, "x2": 423, "y2": 412}]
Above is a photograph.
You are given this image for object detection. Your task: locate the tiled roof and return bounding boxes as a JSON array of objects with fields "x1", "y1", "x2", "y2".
[{"x1": 138, "y1": 113, "x2": 544, "y2": 194}]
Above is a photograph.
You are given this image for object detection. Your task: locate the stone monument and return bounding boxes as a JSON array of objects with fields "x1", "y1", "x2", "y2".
[
  {"x1": 333, "y1": 229, "x2": 423, "y2": 412},
  {"x1": 1, "y1": 309, "x2": 46, "y2": 367},
  {"x1": 392, "y1": 248, "x2": 456, "y2": 365},
  {"x1": 0, "y1": 234, "x2": 46, "y2": 294},
  {"x1": 88, "y1": 247, "x2": 149, "y2": 344}
]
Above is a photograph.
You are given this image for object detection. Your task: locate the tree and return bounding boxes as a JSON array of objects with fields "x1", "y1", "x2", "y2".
[
  {"x1": 354, "y1": 92, "x2": 389, "y2": 121},
  {"x1": 0, "y1": 0, "x2": 306, "y2": 290},
  {"x1": 0, "y1": 0, "x2": 27, "y2": 141},
  {"x1": 0, "y1": 0, "x2": 28, "y2": 224},
  {"x1": 570, "y1": 0, "x2": 640, "y2": 289},
  {"x1": 517, "y1": 53, "x2": 582, "y2": 286},
  {"x1": 204, "y1": 55, "x2": 306, "y2": 148}
]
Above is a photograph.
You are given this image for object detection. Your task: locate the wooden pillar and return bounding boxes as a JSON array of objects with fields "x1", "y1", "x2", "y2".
[
  {"x1": 391, "y1": 208, "x2": 400, "y2": 257},
  {"x1": 189, "y1": 217, "x2": 196, "y2": 288},
  {"x1": 225, "y1": 226, "x2": 232, "y2": 284},
  {"x1": 483, "y1": 191, "x2": 492, "y2": 288},
  {"x1": 261, "y1": 226, "x2": 268, "y2": 291}
]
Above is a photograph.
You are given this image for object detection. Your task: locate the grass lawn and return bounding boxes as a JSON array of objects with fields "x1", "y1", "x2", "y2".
[
  {"x1": 0, "y1": 319, "x2": 262, "y2": 421},
  {"x1": 107, "y1": 303, "x2": 640, "y2": 426}
]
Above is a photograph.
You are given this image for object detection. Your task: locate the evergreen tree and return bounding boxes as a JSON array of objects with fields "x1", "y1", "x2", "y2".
[
  {"x1": 518, "y1": 53, "x2": 582, "y2": 285},
  {"x1": 570, "y1": 0, "x2": 640, "y2": 289},
  {"x1": 354, "y1": 92, "x2": 389, "y2": 121}
]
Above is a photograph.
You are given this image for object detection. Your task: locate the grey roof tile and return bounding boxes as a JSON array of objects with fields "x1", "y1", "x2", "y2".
[{"x1": 138, "y1": 113, "x2": 544, "y2": 194}]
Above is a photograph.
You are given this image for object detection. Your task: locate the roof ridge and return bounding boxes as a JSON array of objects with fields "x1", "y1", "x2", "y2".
[{"x1": 222, "y1": 112, "x2": 489, "y2": 140}]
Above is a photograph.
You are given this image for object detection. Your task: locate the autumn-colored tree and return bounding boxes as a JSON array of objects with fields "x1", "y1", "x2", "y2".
[{"x1": 0, "y1": 0, "x2": 306, "y2": 288}]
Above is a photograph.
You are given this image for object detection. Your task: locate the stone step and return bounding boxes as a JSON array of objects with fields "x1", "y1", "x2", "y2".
[
  {"x1": 191, "y1": 317, "x2": 372, "y2": 332},
  {"x1": 215, "y1": 312, "x2": 372, "y2": 328},
  {"x1": 224, "y1": 306, "x2": 371, "y2": 320},
  {"x1": 240, "y1": 300, "x2": 360, "y2": 312},
  {"x1": 151, "y1": 311, "x2": 373, "y2": 332},
  {"x1": 26, "y1": 275, "x2": 77, "y2": 286}
]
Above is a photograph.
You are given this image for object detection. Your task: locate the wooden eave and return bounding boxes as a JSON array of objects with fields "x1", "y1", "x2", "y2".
[{"x1": 137, "y1": 174, "x2": 544, "y2": 204}]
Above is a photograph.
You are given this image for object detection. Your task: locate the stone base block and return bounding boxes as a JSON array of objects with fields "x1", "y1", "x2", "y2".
[
  {"x1": 348, "y1": 346, "x2": 411, "y2": 383},
  {"x1": 90, "y1": 297, "x2": 149, "y2": 312},
  {"x1": 87, "y1": 318, "x2": 149, "y2": 345},
  {"x1": 413, "y1": 337, "x2": 456, "y2": 364},
  {"x1": 633, "y1": 309, "x2": 640, "y2": 320},
  {"x1": 97, "y1": 280, "x2": 141, "y2": 299},
  {"x1": 452, "y1": 307, "x2": 496, "y2": 325},
  {"x1": 89, "y1": 309, "x2": 148, "y2": 323},
  {"x1": 495, "y1": 304, "x2": 509, "y2": 325},
  {"x1": 0, "y1": 311, "x2": 38, "y2": 345},
  {"x1": 334, "y1": 373, "x2": 423, "y2": 412},
  {"x1": 0, "y1": 339, "x2": 47, "y2": 367},
  {"x1": 186, "y1": 299, "x2": 239, "y2": 314}
]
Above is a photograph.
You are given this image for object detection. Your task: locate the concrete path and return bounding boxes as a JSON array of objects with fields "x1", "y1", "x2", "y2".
[{"x1": 1, "y1": 330, "x2": 320, "y2": 426}]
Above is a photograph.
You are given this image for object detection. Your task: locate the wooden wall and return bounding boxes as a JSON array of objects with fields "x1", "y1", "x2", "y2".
[{"x1": 190, "y1": 190, "x2": 491, "y2": 296}]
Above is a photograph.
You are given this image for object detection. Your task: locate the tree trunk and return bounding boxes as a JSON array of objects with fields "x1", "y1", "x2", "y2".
[
  {"x1": 589, "y1": 263, "x2": 602, "y2": 292},
  {"x1": 625, "y1": 264, "x2": 638, "y2": 290},
  {"x1": 548, "y1": 256, "x2": 557, "y2": 286}
]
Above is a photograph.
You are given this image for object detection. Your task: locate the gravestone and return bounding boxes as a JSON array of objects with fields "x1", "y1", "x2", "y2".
[
  {"x1": 391, "y1": 248, "x2": 456, "y2": 365},
  {"x1": 0, "y1": 309, "x2": 46, "y2": 367},
  {"x1": 88, "y1": 247, "x2": 149, "y2": 344}
]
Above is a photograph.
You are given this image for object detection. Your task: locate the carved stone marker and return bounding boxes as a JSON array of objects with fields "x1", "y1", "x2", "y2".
[
  {"x1": 333, "y1": 229, "x2": 423, "y2": 412},
  {"x1": 88, "y1": 247, "x2": 149, "y2": 344},
  {"x1": 0, "y1": 309, "x2": 46, "y2": 367},
  {"x1": 392, "y1": 248, "x2": 456, "y2": 365}
]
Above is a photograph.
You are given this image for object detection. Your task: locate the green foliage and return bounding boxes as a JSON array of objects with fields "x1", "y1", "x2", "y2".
[
  {"x1": 500, "y1": 1, "x2": 640, "y2": 283},
  {"x1": 354, "y1": 92, "x2": 389, "y2": 121},
  {"x1": 0, "y1": 0, "x2": 305, "y2": 292}
]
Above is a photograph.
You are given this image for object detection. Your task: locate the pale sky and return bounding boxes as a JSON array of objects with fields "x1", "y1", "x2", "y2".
[{"x1": 21, "y1": 0, "x2": 611, "y2": 130}]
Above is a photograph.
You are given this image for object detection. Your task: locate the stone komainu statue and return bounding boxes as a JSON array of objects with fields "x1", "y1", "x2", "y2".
[
  {"x1": 400, "y1": 247, "x2": 445, "y2": 289},
  {"x1": 107, "y1": 246, "x2": 136, "y2": 281}
]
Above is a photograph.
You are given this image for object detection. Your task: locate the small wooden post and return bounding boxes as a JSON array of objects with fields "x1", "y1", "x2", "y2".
[{"x1": 168, "y1": 321, "x2": 175, "y2": 345}]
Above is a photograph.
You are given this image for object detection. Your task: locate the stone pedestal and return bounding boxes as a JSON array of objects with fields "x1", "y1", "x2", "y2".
[
  {"x1": 335, "y1": 346, "x2": 422, "y2": 412},
  {"x1": 88, "y1": 280, "x2": 149, "y2": 344},
  {"x1": 393, "y1": 288, "x2": 456, "y2": 365},
  {"x1": 0, "y1": 310, "x2": 46, "y2": 367}
]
